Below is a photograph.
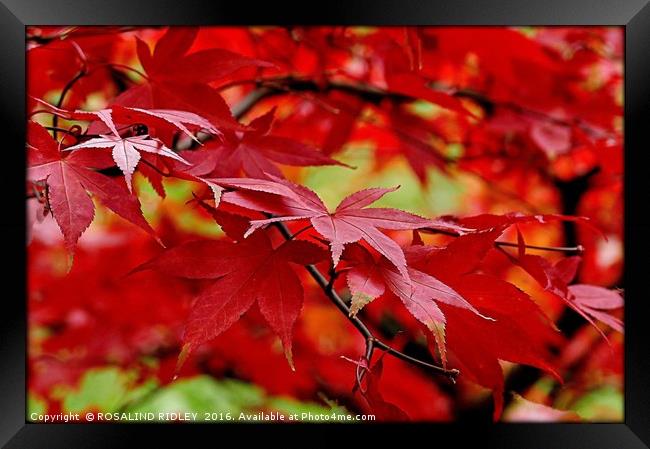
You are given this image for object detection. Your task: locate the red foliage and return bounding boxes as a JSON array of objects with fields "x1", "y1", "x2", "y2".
[{"x1": 27, "y1": 25, "x2": 623, "y2": 421}]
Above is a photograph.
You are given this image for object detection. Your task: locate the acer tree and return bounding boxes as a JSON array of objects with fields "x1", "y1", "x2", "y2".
[{"x1": 27, "y1": 26, "x2": 623, "y2": 421}]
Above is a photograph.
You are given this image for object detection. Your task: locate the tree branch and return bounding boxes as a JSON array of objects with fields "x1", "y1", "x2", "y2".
[
  {"x1": 269, "y1": 218, "x2": 459, "y2": 383},
  {"x1": 224, "y1": 74, "x2": 614, "y2": 139},
  {"x1": 227, "y1": 79, "x2": 542, "y2": 213},
  {"x1": 231, "y1": 85, "x2": 275, "y2": 119},
  {"x1": 30, "y1": 75, "x2": 571, "y2": 384}
]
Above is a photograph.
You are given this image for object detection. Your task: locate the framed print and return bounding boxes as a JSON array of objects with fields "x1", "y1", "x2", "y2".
[{"x1": 1, "y1": 0, "x2": 649, "y2": 447}]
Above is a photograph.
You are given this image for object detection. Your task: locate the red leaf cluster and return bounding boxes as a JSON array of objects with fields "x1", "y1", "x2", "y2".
[{"x1": 27, "y1": 25, "x2": 623, "y2": 421}]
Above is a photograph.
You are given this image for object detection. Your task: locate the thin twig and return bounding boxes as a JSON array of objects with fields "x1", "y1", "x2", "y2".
[
  {"x1": 53, "y1": 69, "x2": 86, "y2": 139},
  {"x1": 374, "y1": 340, "x2": 459, "y2": 383},
  {"x1": 270, "y1": 219, "x2": 459, "y2": 382},
  {"x1": 105, "y1": 63, "x2": 149, "y2": 80},
  {"x1": 42, "y1": 126, "x2": 85, "y2": 141}
]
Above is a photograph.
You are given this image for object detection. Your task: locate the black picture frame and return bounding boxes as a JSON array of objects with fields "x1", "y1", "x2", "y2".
[{"x1": 1, "y1": 1, "x2": 648, "y2": 447}]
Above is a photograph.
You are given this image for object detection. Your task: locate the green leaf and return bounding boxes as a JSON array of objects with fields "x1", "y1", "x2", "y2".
[{"x1": 53, "y1": 367, "x2": 158, "y2": 413}]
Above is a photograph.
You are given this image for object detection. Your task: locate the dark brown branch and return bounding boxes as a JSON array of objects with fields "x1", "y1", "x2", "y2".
[
  {"x1": 231, "y1": 86, "x2": 274, "y2": 119},
  {"x1": 374, "y1": 340, "x2": 458, "y2": 382},
  {"x1": 42, "y1": 126, "x2": 85, "y2": 141},
  {"x1": 227, "y1": 79, "x2": 540, "y2": 213},
  {"x1": 224, "y1": 75, "x2": 613, "y2": 139},
  {"x1": 270, "y1": 219, "x2": 459, "y2": 382},
  {"x1": 31, "y1": 73, "x2": 568, "y2": 384},
  {"x1": 105, "y1": 63, "x2": 149, "y2": 81}
]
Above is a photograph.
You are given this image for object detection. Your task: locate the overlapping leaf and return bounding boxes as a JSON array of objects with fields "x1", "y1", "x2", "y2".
[
  {"x1": 357, "y1": 357, "x2": 409, "y2": 421},
  {"x1": 32, "y1": 97, "x2": 219, "y2": 140},
  {"x1": 135, "y1": 227, "x2": 327, "y2": 369},
  {"x1": 512, "y1": 229, "x2": 623, "y2": 334},
  {"x1": 65, "y1": 134, "x2": 188, "y2": 191},
  {"x1": 402, "y1": 234, "x2": 564, "y2": 419},
  {"x1": 113, "y1": 27, "x2": 273, "y2": 131},
  {"x1": 344, "y1": 243, "x2": 490, "y2": 364},
  {"x1": 174, "y1": 107, "x2": 348, "y2": 179},
  {"x1": 27, "y1": 121, "x2": 156, "y2": 254},
  {"x1": 568, "y1": 284, "x2": 623, "y2": 333},
  {"x1": 208, "y1": 177, "x2": 472, "y2": 280},
  {"x1": 33, "y1": 98, "x2": 220, "y2": 190}
]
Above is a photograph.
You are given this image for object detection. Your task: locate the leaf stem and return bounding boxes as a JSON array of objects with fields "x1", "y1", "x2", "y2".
[
  {"x1": 495, "y1": 241, "x2": 584, "y2": 254},
  {"x1": 422, "y1": 227, "x2": 584, "y2": 254},
  {"x1": 357, "y1": 338, "x2": 375, "y2": 391},
  {"x1": 106, "y1": 63, "x2": 149, "y2": 81},
  {"x1": 140, "y1": 158, "x2": 172, "y2": 177},
  {"x1": 289, "y1": 225, "x2": 313, "y2": 240}
]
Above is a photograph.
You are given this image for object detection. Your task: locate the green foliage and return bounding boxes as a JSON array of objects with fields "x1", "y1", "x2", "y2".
[{"x1": 52, "y1": 367, "x2": 158, "y2": 413}]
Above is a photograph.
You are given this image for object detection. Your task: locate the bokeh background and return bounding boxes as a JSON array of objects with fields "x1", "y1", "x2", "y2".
[{"x1": 27, "y1": 26, "x2": 623, "y2": 421}]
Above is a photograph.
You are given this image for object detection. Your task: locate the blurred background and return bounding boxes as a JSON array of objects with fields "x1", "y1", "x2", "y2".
[{"x1": 27, "y1": 26, "x2": 623, "y2": 421}]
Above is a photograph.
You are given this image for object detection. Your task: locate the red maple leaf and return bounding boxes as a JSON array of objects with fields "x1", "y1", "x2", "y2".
[
  {"x1": 174, "y1": 107, "x2": 349, "y2": 179},
  {"x1": 114, "y1": 27, "x2": 273, "y2": 131},
  {"x1": 344, "y1": 243, "x2": 490, "y2": 364},
  {"x1": 357, "y1": 356, "x2": 409, "y2": 421},
  {"x1": 27, "y1": 121, "x2": 157, "y2": 254},
  {"x1": 397, "y1": 232, "x2": 564, "y2": 419},
  {"x1": 208, "y1": 177, "x2": 471, "y2": 280},
  {"x1": 511, "y1": 228, "x2": 623, "y2": 335},
  {"x1": 441, "y1": 274, "x2": 563, "y2": 420},
  {"x1": 135, "y1": 227, "x2": 327, "y2": 369},
  {"x1": 568, "y1": 284, "x2": 623, "y2": 333},
  {"x1": 34, "y1": 98, "x2": 220, "y2": 190},
  {"x1": 386, "y1": 105, "x2": 453, "y2": 183},
  {"x1": 65, "y1": 134, "x2": 188, "y2": 191},
  {"x1": 33, "y1": 96, "x2": 218, "y2": 141}
]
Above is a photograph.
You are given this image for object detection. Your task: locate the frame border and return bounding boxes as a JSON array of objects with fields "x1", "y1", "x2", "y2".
[{"x1": 1, "y1": 1, "x2": 648, "y2": 447}]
